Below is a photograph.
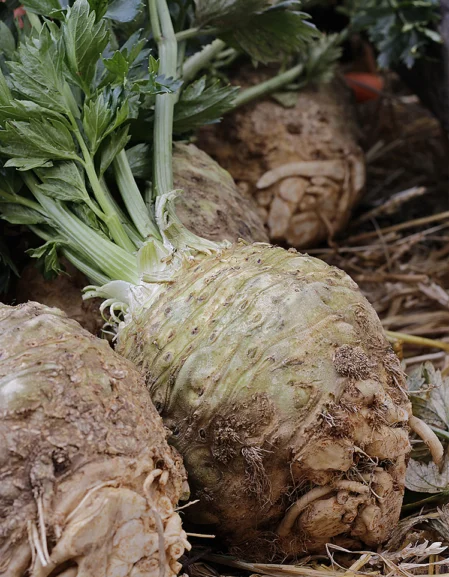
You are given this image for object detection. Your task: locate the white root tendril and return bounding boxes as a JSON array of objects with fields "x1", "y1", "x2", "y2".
[
  {"x1": 29, "y1": 521, "x2": 48, "y2": 568},
  {"x1": 175, "y1": 499, "x2": 200, "y2": 511},
  {"x1": 37, "y1": 496, "x2": 51, "y2": 565},
  {"x1": 65, "y1": 480, "x2": 118, "y2": 524},
  {"x1": 27, "y1": 521, "x2": 37, "y2": 570},
  {"x1": 257, "y1": 160, "x2": 346, "y2": 189},
  {"x1": 277, "y1": 486, "x2": 334, "y2": 537},
  {"x1": 277, "y1": 480, "x2": 372, "y2": 538},
  {"x1": 409, "y1": 415, "x2": 444, "y2": 469},
  {"x1": 334, "y1": 480, "x2": 370, "y2": 494}
]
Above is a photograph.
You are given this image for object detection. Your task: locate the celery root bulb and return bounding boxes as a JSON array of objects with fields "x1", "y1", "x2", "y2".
[
  {"x1": 197, "y1": 78, "x2": 365, "y2": 248},
  {"x1": 117, "y1": 243, "x2": 411, "y2": 559},
  {"x1": 173, "y1": 143, "x2": 268, "y2": 244},
  {"x1": 0, "y1": 302, "x2": 189, "y2": 577}
]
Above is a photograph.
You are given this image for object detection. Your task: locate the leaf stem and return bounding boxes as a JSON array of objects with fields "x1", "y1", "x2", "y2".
[
  {"x1": 113, "y1": 150, "x2": 161, "y2": 240},
  {"x1": 29, "y1": 224, "x2": 111, "y2": 285},
  {"x1": 151, "y1": 0, "x2": 178, "y2": 197},
  {"x1": 182, "y1": 39, "x2": 226, "y2": 83},
  {"x1": 68, "y1": 113, "x2": 135, "y2": 252},
  {"x1": 0, "y1": 189, "x2": 46, "y2": 212},
  {"x1": 233, "y1": 63, "x2": 304, "y2": 108},
  {"x1": 175, "y1": 26, "x2": 221, "y2": 41},
  {"x1": 23, "y1": 172, "x2": 139, "y2": 283}
]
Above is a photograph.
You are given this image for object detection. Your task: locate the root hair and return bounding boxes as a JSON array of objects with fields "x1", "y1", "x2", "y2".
[{"x1": 242, "y1": 446, "x2": 271, "y2": 507}]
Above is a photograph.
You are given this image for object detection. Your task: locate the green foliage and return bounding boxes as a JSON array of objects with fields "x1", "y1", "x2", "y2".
[
  {"x1": 63, "y1": 0, "x2": 109, "y2": 94},
  {"x1": 0, "y1": 22, "x2": 16, "y2": 56},
  {"x1": 21, "y1": 0, "x2": 143, "y2": 22},
  {"x1": 346, "y1": 0, "x2": 442, "y2": 68},
  {"x1": 173, "y1": 76, "x2": 238, "y2": 132},
  {"x1": 271, "y1": 33, "x2": 342, "y2": 108},
  {"x1": 0, "y1": 203, "x2": 47, "y2": 224},
  {"x1": 220, "y1": 8, "x2": 318, "y2": 64},
  {"x1": 36, "y1": 162, "x2": 88, "y2": 202},
  {"x1": 27, "y1": 240, "x2": 65, "y2": 279},
  {"x1": 0, "y1": 0, "x2": 180, "y2": 283},
  {"x1": 193, "y1": 0, "x2": 269, "y2": 26},
  {"x1": 0, "y1": 236, "x2": 18, "y2": 294},
  {"x1": 125, "y1": 143, "x2": 151, "y2": 179}
]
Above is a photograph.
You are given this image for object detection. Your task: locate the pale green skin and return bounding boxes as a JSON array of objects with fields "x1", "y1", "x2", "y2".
[
  {"x1": 117, "y1": 243, "x2": 412, "y2": 558},
  {"x1": 0, "y1": 303, "x2": 188, "y2": 577}
]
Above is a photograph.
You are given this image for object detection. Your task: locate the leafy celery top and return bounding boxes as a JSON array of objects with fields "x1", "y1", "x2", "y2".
[{"x1": 0, "y1": 0, "x2": 324, "y2": 317}]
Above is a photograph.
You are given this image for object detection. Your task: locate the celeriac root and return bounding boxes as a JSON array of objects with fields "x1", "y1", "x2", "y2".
[
  {"x1": 118, "y1": 243, "x2": 412, "y2": 559},
  {"x1": 0, "y1": 302, "x2": 190, "y2": 577}
]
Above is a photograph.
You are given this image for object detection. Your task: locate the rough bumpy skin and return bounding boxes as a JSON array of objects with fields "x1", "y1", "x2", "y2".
[
  {"x1": 197, "y1": 76, "x2": 365, "y2": 248},
  {"x1": 173, "y1": 143, "x2": 268, "y2": 244},
  {"x1": 16, "y1": 259, "x2": 104, "y2": 335},
  {"x1": 0, "y1": 303, "x2": 189, "y2": 577},
  {"x1": 117, "y1": 243, "x2": 411, "y2": 560}
]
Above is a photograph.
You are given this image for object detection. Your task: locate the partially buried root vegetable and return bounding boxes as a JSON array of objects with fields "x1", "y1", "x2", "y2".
[
  {"x1": 0, "y1": 302, "x2": 190, "y2": 577},
  {"x1": 0, "y1": 0, "x2": 442, "y2": 562},
  {"x1": 198, "y1": 75, "x2": 365, "y2": 248}
]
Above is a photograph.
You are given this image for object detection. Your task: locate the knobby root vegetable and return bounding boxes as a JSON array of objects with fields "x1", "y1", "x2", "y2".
[
  {"x1": 173, "y1": 143, "x2": 268, "y2": 244},
  {"x1": 197, "y1": 76, "x2": 365, "y2": 248},
  {"x1": 116, "y1": 242, "x2": 414, "y2": 559},
  {"x1": 0, "y1": 302, "x2": 190, "y2": 577},
  {"x1": 16, "y1": 145, "x2": 267, "y2": 333},
  {"x1": 16, "y1": 258, "x2": 104, "y2": 335}
]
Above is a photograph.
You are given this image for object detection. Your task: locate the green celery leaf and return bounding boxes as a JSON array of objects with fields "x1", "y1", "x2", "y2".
[
  {"x1": 0, "y1": 158, "x2": 22, "y2": 194},
  {"x1": 173, "y1": 76, "x2": 238, "y2": 133},
  {"x1": 194, "y1": 0, "x2": 269, "y2": 27},
  {"x1": 0, "y1": 22, "x2": 16, "y2": 56},
  {"x1": 0, "y1": 203, "x2": 47, "y2": 224},
  {"x1": 27, "y1": 239, "x2": 65, "y2": 279},
  {"x1": 220, "y1": 10, "x2": 318, "y2": 63},
  {"x1": 104, "y1": 0, "x2": 143, "y2": 23},
  {"x1": 348, "y1": 0, "x2": 441, "y2": 68},
  {"x1": 0, "y1": 70, "x2": 12, "y2": 107},
  {"x1": 63, "y1": 0, "x2": 109, "y2": 95},
  {"x1": 36, "y1": 161, "x2": 88, "y2": 202},
  {"x1": 4, "y1": 158, "x2": 54, "y2": 171},
  {"x1": 99, "y1": 32, "x2": 148, "y2": 87},
  {"x1": 21, "y1": 0, "x2": 66, "y2": 17},
  {"x1": 0, "y1": 235, "x2": 18, "y2": 294},
  {"x1": 0, "y1": 118, "x2": 77, "y2": 160},
  {"x1": 103, "y1": 50, "x2": 130, "y2": 83},
  {"x1": 71, "y1": 202, "x2": 110, "y2": 239},
  {"x1": 83, "y1": 92, "x2": 113, "y2": 152},
  {"x1": 87, "y1": 0, "x2": 109, "y2": 21},
  {"x1": 7, "y1": 25, "x2": 70, "y2": 114},
  {"x1": 98, "y1": 125, "x2": 130, "y2": 175},
  {"x1": 125, "y1": 143, "x2": 151, "y2": 180}
]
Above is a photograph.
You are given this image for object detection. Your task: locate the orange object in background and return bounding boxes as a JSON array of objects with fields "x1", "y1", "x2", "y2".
[
  {"x1": 0, "y1": 1, "x2": 26, "y2": 27},
  {"x1": 344, "y1": 72, "x2": 385, "y2": 103}
]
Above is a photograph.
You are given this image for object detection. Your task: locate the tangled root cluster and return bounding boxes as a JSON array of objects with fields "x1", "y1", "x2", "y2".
[
  {"x1": 198, "y1": 75, "x2": 365, "y2": 248},
  {"x1": 118, "y1": 243, "x2": 414, "y2": 560},
  {"x1": 0, "y1": 303, "x2": 190, "y2": 577}
]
